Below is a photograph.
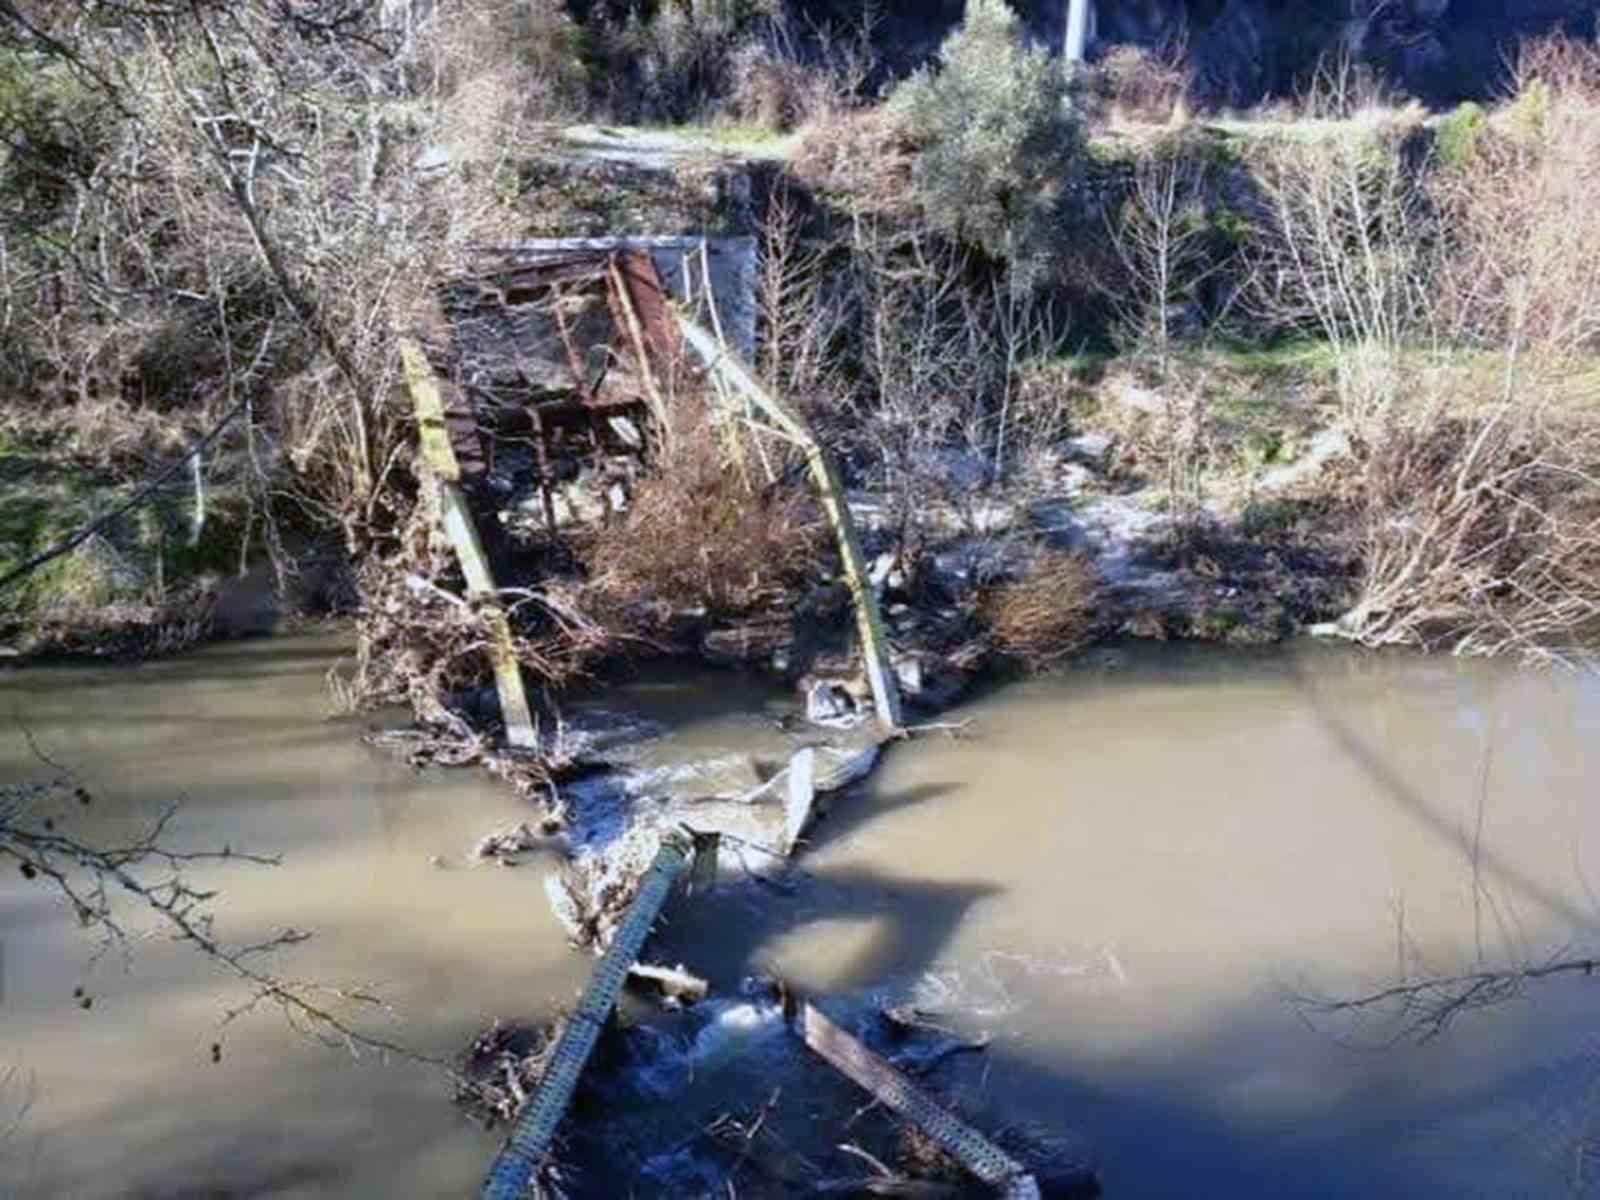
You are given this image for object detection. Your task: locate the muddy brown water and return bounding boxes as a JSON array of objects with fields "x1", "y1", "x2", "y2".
[{"x1": 3, "y1": 635, "x2": 1599, "y2": 1197}]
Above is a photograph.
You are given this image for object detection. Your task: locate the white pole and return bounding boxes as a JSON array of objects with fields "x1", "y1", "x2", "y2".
[{"x1": 1064, "y1": 0, "x2": 1090, "y2": 63}]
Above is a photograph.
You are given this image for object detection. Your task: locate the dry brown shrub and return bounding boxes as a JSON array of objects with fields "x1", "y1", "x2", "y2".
[
  {"x1": 981, "y1": 550, "x2": 1100, "y2": 671},
  {"x1": 1428, "y1": 35, "x2": 1600, "y2": 355},
  {"x1": 1087, "y1": 44, "x2": 1192, "y2": 126},
  {"x1": 581, "y1": 431, "x2": 823, "y2": 622},
  {"x1": 790, "y1": 107, "x2": 917, "y2": 212}
]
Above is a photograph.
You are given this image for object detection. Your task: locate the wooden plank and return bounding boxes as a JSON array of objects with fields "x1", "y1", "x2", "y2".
[{"x1": 401, "y1": 338, "x2": 462, "y2": 485}]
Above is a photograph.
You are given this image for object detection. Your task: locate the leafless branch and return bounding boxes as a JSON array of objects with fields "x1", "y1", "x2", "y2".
[
  {"x1": 1, "y1": 753, "x2": 448, "y2": 1069},
  {"x1": 1300, "y1": 954, "x2": 1600, "y2": 1043}
]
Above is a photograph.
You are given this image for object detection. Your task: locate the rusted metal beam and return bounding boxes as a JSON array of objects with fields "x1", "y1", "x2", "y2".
[
  {"x1": 797, "y1": 1003, "x2": 1041, "y2": 1200},
  {"x1": 606, "y1": 256, "x2": 670, "y2": 432}
]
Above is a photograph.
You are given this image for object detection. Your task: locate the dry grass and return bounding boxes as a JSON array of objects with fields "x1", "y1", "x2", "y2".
[
  {"x1": 981, "y1": 550, "x2": 1100, "y2": 671},
  {"x1": 790, "y1": 106, "x2": 918, "y2": 212},
  {"x1": 1083, "y1": 44, "x2": 1192, "y2": 127}
]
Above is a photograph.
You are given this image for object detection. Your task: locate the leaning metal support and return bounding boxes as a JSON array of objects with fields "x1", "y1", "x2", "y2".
[
  {"x1": 798, "y1": 1002, "x2": 1041, "y2": 1200},
  {"x1": 399, "y1": 337, "x2": 538, "y2": 751},
  {"x1": 675, "y1": 316, "x2": 903, "y2": 732},
  {"x1": 481, "y1": 835, "x2": 692, "y2": 1200}
]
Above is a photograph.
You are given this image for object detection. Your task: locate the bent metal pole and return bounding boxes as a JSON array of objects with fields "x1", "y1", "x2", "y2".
[{"x1": 675, "y1": 315, "x2": 903, "y2": 732}]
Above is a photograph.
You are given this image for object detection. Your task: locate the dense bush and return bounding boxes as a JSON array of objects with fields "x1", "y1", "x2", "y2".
[
  {"x1": 981, "y1": 550, "x2": 1099, "y2": 671},
  {"x1": 888, "y1": 0, "x2": 1084, "y2": 287}
]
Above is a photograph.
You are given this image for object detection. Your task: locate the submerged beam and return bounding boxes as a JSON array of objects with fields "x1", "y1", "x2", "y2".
[
  {"x1": 798, "y1": 1002, "x2": 1041, "y2": 1200},
  {"x1": 482, "y1": 835, "x2": 693, "y2": 1200}
]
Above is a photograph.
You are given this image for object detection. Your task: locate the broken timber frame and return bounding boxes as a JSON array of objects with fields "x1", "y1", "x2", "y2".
[
  {"x1": 675, "y1": 316, "x2": 904, "y2": 733},
  {"x1": 399, "y1": 337, "x2": 539, "y2": 750}
]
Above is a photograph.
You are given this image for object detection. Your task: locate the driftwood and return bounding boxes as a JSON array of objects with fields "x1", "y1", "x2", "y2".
[{"x1": 628, "y1": 961, "x2": 710, "y2": 1006}]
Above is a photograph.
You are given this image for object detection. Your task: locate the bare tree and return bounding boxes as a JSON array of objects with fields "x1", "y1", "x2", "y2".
[
  {"x1": 1103, "y1": 143, "x2": 1224, "y2": 375},
  {"x1": 1245, "y1": 66, "x2": 1600, "y2": 662}
]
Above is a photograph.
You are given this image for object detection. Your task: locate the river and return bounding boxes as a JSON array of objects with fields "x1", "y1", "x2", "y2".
[{"x1": 3, "y1": 636, "x2": 1598, "y2": 1197}]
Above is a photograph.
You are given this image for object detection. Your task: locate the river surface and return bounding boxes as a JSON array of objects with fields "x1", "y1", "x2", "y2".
[{"x1": 2, "y1": 636, "x2": 1599, "y2": 1197}]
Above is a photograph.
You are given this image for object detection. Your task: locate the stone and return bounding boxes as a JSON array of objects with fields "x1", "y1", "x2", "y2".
[
  {"x1": 805, "y1": 677, "x2": 861, "y2": 726},
  {"x1": 925, "y1": 537, "x2": 1023, "y2": 596},
  {"x1": 1059, "y1": 462, "x2": 1096, "y2": 492},
  {"x1": 919, "y1": 447, "x2": 992, "y2": 491},
  {"x1": 1061, "y1": 432, "x2": 1115, "y2": 469},
  {"x1": 1116, "y1": 380, "x2": 1168, "y2": 416}
]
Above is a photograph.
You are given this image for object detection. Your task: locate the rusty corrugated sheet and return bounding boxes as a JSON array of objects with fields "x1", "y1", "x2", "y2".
[{"x1": 611, "y1": 249, "x2": 680, "y2": 365}]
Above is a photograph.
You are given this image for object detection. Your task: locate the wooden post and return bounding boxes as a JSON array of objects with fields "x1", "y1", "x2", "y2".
[
  {"x1": 400, "y1": 337, "x2": 539, "y2": 750},
  {"x1": 675, "y1": 316, "x2": 903, "y2": 733}
]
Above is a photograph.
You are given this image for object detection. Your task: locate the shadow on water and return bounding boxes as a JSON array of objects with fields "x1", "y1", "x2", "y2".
[
  {"x1": 796, "y1": 777, "x2": 965, "y2": 857},
  {"x1": 1284, "y1": 652, "x2": 1600, "y2": 936},
  {"x1": 649, "y1": 864, "x2": 1001, "y2": 995}
]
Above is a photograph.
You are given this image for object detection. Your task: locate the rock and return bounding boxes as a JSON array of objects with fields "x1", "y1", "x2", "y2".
[
  {"x1": 924, "y1": 536, "x2": 1024, "y2": 597},
  {"x1": 919, "y1": 447, "x2": 993, "y2": 491},
  {"x1": 892, "y1": 650, "x2": 972, "y2": 711},
  {"x1": 1115, "y1": 379, "x2": 1168, "y2": 417},
  {"x1": 1029, "y1": 500, "x2": 1089, "y2": 551},
  {"x1": 805, "y1": 677, "x2": 862, "y2": 726},
  {"x1": 1061, "y1": 432, "x2": 1115, "y2": 469},
  {"x1": 1059, "y1": 462, "x2": 1096, "y2": 492}
]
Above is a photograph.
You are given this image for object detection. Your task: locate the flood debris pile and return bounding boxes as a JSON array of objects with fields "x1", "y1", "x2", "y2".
[
  {"x1": 542, "y1": 739, "x2": 877, "y2": 950},
  {"x1": 465, "y1": 884, "x2": 1102, "y2": 1199}
]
